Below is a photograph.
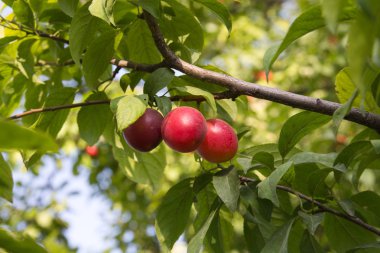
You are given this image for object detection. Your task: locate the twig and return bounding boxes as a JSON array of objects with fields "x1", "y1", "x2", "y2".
[
  {"x1": 142, "y1": 10, "x2": 380, "y2": 131},
  {"x1": 239, "y1": 175, "x2": 380, "y2": 237},
  {"x1": 7, "y1": 92, "x2": 237, "y2": 120}
]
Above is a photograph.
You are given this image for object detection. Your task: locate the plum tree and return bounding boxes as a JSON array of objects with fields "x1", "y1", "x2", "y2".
[
  {"x1": 197, "y1": 119, "x2": 238, "y2": 163},
  {"x1": 161, "y1": 106, "x2": 207, "y2": 152},
  {"x1": 123, "y1": 108, "x2": 163, "y2": 152}
]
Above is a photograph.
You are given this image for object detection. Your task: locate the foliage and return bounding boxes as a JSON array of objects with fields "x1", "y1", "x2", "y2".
[{"x1": 0, "y1": 0, "x2": 380, "y2": 252}]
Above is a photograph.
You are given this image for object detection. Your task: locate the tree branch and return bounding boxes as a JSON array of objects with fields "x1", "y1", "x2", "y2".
[
  {"x1": 239, "y1": 176, "x2": 380, "y2": 237},
  {"x1": 143, "y1": 11, "x2": 380, "y2": 131},
  {"x1": 8, "y1": 93, "x2": 236, "y2": 120}
]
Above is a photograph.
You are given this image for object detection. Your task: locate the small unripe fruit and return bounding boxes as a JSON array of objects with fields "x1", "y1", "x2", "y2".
[
  {"x1": 123, "y1": 108, "x2": 164, "y2": 152},
  {"x1": 197, "y1": 119, "x2": 238, "y2": 163},
  {"x1": 161, "y1": 106, "x2": 207, "y2": 153},
  {"x1": 85, "y1": 145, "x2": 99, "y2": 157}
]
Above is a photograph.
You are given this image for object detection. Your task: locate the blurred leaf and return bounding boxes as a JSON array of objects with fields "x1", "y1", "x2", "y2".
[
  {"x1": 156, "y1": 178, "x2": 194, "y2": 249},
  {"x1": 58, "y1": 0, "x2": 79, "y2": 17},
  {"x1": 260, "y1": 218, "x2": 295, "y2": 253},
  {"x1": 0, "y1": 120, "x2": 58, "y2": 152},
  {"x1": 278, "y1": 111, "x2": 330, "y2": 159},
  {"x1": 298, "y1": 212, "x2": 324, "y2": 235},
  {"x1": 12, "y1": 0, "x2": 34, "y2": 28},
  {"x1": 188, "y1": 199, "x2": 221, "y2": 253},
  {"x1": 77, "y1": 92, "x2": 112, "y2": 145},
  {"x1": 0, "y1": 153, "x2": 13, "y2": 202},
  {"x1": 83, "y1": 30, "x2": 121, "y2": 88},
  {"x1": 351, "y1": 191, "x2": 380, "y2": 227},
  {"x1": 35, "y1": 87, "x2": 76, "y2": 138},
  {"x1": 257, "y1": 162, "x2": 294, "y2": 207},
  {"x1": 264, "y1": 5, "x2": 355, "y2": 73},
  {"x1": 143, "y1": 68, "x2": 174, "y2": 98},
  {"x1": 244, "y1": 221, "x2": 265, "y2": 252},
  {"x1": 347, "y1": 242, "x2": 380, "y2": 253},
  {"x1": 321, "y1": 0, "x2": 348, "y2": 33},
  {"x1": 174, "y1": 85, "x2": 217, "y2": 112},
  {"x1": 194, "y1": 0, "x2": 232, "y2": 33},
  {"x1": 252, "y1": 151, "x2": 274, "y2": 170},
  {"x1": 300, "y1": 231, "x2": 324, "y2": 253},
  {"x1": 155, "y1": 96, "x2": 172, "y2": 116},
  {"x1": 324, "y1": 213, "x2": 376, "y2": 253},
  {"x1": 89, "y1": 0, "x2": 116, "y2": 26},
  {"x1": 213, "y1": 167, "x2": 240, "y2": 212},
  {"x1": 138, "y1": 0, "x2": 160, "y2": 18},
  {"x1": 370, "y1": 140, "x2": 380, "y2": 154},
  {"x1": 110, "y1": 95, "x2": 148, "y2": 131},
  {"x1": 0, "y1": 228, "x2": 47, "y2": 253},
  {"x1": 127, "y1": 19, "x2": 162, "y2": 64}
]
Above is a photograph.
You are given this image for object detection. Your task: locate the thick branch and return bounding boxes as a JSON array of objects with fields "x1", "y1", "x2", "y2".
[
  {"x1": 143, "y1": 11, "x2": 380, "y2": 131},
  {"x1": 239, "y1": 176, "x2": 380, "y2": 237}
]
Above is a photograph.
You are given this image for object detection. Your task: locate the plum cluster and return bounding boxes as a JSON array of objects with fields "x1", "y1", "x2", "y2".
[{"x1": 123, "y1": 106, "x2": 238, "y2": 163}]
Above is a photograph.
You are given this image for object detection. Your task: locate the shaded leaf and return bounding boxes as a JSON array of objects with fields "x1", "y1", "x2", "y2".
[
  {"x1": 138, "y1": 0, "x2": 160, "y2": 18},
  {"x1": 212, "y1": 167, "x2": 240, "y2": 212},
  {"x1": 188, "y1": 199, "x2": 221, "y2": 253},
  {"x1": 333, "y1": 89, "x2": 358, "y2": 133},
  {"x1": 257, "y1": 162, "x2": 294, "y2": 207},
  {"x1": 77, "y1": 92, "x2": 112, "y2": 145},
  {"x1": 156, "y1": 178, "x2": 194, "y2": 249},
  {"x1": 300, "y1": 230, "x2": 324, "y2": 253},
  {"x1": 298, "y1": 212, "x2": 324, "y2": 235},
  {"x1": 278, "y1": 111, "x2": 330, "y2": 158},
  {"x1": 143, "y1": 68, "x2": 174, "y2": 98},
  {"x1": 155, "y1": 96, "x2": 172, "y2": 116},
  {"x1": 260, "y1": 218, "x2": 296, "y2": 253},
  {"x1": 58, "y1": 0, "x2": 79, "y2": 17},
  {"x1": 0, "y1": 153, "x2": 13, "y2": 202},
  {"x1": 289, "y1": 152, "x2": 336, "y2": 168},
  {"x1": 12, "y1": 0, "x2": 34, "y2": 28}
]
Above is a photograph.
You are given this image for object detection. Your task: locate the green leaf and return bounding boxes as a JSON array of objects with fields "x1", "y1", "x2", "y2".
[
  {"x1": 216, "y1": 99, "x2": 237, "y2": 123},
  {"x1": 126, "y1": 19, "x2": 162, "y2": 64},
  {"x1": 371, "y1": 140, "x2": 380, "y2": 154},
  {"x1": 324, "y1": 213, "x2": 376, "y2": 253},
  {"x1": 69, "y1": 3, "x2": 100, "y2": 65},
  {"x1": 332, "y1": 89, "x2": 358, "y2": 133},
  {"x1": 321, "y1": 0, "x2": 348, "y2": 33},
  {"x1": 174, "y1": 85, "x2": 217, "y2": 113},
  {"x1": 300, "y1": 231, "x2": 324, "y2": 253},
  {"x1": 212, "y1": 167, "x2": 240, "y2": 212},
  {"x1": 263, "y1": 5, "x2": 355, "y2": 73},
  {"x1": 351, "y1": 191, "x2": 380, "y2": 227},
  {"x1": 155, "y1": 96, "x2": 172, "y2": 116},
  {"x1": 138, "y1": 0, "x2": 160, "y2": 18},
  {"x1": 0, "y1": 120, "x2": 58, "y2": 152},
  {"x1": 12, "y1": 0, "x2": 34, "y2": 28},
  {"x1": 260, "y1": 218, "x2": 296, "y2": 253},
  {"x1": 160, "y1": 0, "x2": 204, "y2": 53},
  {"x1": 298, "y1": 212, "x2": 324, "y2": 235},
  {"x1": 134, "y1": 151, "x2": 165, "y2": 188},
  {"x1": 278, "y1": 111, "x2": 330, "y2": 158},
  {"x1": 335, "y1": 67, "x2": 379, "y2": 113},
  {"x1": 77, "y1": 92, "x2": 112, "y2": 145},
  {"x1": 257, "y1": 162, "x2": 294, "y2": 207},
  {"x1": 289, "y1": 152, "x2": 336, "y2": 168},
  {"x1": 188, "y1": 199, "x2": 221, "y2": 253},
  {"x1": 252, "y1": 151, "x2": 275, "y2": 170},
  {"x1": 156, "y1": 178, "x2": 194, "y2": 249},
  {"x1": 83, "y1": 30, "x2": 119, "y2": 88},
  {"x1": 347, "y1": 243, "x2": 380, "y2": 253},
  {"x1": 110, "y1": 95, "x2": 148, "y2": 131},
  {"x1": 334, "y1": 141, "x2": 373, "y2": 171},
  {"x1": 58, "y1": 0, "x2": 79, "y2": 17},
  {"x1": 35, "y1": 87, "x2": 76, "y2": 138},
  {"x1": 0, "y1": 153, "x2": 13, "y2": 202},
  {"x1": 0, "y1": 227, "x2": 47, "y2": 253},
  {"x1": 89, "y1": 0, "x2": 116, "y2": 26},
  {"x1": 143, "y1": 68, "x2": 174, "y2": 98},
  {"x1": 194, "y1": 0, "x2": 232, "y2": 33}
]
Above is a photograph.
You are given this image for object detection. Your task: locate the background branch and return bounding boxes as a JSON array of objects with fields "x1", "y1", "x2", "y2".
[{"x1": 239, "y1": 176, "x2": 380, "y2": 237}]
